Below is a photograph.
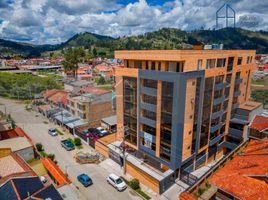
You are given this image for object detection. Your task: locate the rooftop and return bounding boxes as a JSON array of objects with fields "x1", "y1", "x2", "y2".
[
  {"x1": 115, "y1": 50, "x2": 256, "y2": 61},
  {"x1": 250, "y1": 115, "x2": 268, "y2": 132},
  {"x1": 209, "y1": 139, "x2": 268, "y2": 200},
  {"x1": 0, "y1": 176, "x2": 63, "y2": 200},
  {"x1": 42, "y1": 158, "x2": 71, "y2": 187},
  {"x1": 239, "y1": 101, "x2": 263, "y2": 111},
  {"x1": 101, "y1": 115, "x2": 117, "y2": 126},
  {"x1": 0, "y1": 137, "x2": 32, "y2": 152}
]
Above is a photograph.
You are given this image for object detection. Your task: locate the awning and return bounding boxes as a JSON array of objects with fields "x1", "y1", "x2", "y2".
[
  {"x1": 42, "y1": 158, "x2": 71, "y2": 186},
  {"x1": 101, "y1": 115, "x2": 117, "y2": 126},
  {"x1": 65, "y1": 120, "x2": 86, "y2": 129}
]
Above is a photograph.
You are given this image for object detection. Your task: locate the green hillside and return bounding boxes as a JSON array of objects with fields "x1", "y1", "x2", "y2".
[{"x1": 1, "y1": 28, "x2": 268, "y2": 58}]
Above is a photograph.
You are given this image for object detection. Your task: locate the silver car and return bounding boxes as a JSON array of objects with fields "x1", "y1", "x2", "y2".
[{"x1": 48, "y1": 128, "x2": 57, "y2": 136}]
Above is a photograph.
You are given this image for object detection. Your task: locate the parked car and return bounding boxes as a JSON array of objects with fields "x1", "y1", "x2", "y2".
[
  {"x1": 60, "y1": 139, "x2": 75, "y2": 151},
  {"x1": 107, "y1": 173, "x2": 127, "y2": 191},
  {"x1": 96, "y1": 127, "x2": 108, "y2": 137},
  {"x1": 88, "y1": 128, "x2": 100, "y2": 141},
  {"x1": 48, "y1": 128, "x2": 57, "y2": 136},
  {"x1": 77, "y1": 173, "x2": 92, "y2": 187}
]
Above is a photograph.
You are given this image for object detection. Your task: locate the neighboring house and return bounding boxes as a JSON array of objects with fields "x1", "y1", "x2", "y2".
[
  {"x1": 208, "y1": 139, "x2": 268, "y2": 200},
  {"x1": 67, "y1": 89, "x2": 114, "y2": 124},
  {"x1": 249, "y1": 115, "x2": 268, "y2": 139},
  {"x1": 64, "y1": 80, "x2": 92, "y2": 94},
  {"x1": 0, "y1": 137, "x2": 34, "y2": 161},
  {"x1": 43, "y1": 89, "x2": 69, "y2": 108},
  {"x1": 0, "y1": 176, "x2": 63, "y2": 200},
  {"x1": 0, "y1": 127, "x2": 34, "y2": 161}
]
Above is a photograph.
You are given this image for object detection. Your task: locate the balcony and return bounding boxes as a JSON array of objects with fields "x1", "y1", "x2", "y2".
[
  {"x1": 228, "y1": 128, "x2": 243, "y2": 139},
  {"x1": 214, "y1": 82, "x2": 230, "y2": 91},
  {"x1": 210, "y1": 123, "x2": 224, "y2": 133},
  {"x1": 140, "y1": 116, "x2": 156, "y2": 128},
  {"x1": 213, "y1": 96, "x2": 226, "y2": 106},
  {"x1": 232, "y1": 102, "x2": 239, "y2": 110},
  {"x1": 233, "y1": 90, "x2": 241, "y2": 97},
  {"x1": 235, "y1": 78, "x2": 242, "y2": 84},
  {"x1": 195, "y1": 154, "x2": 207, "y2": 168},
  {"x1": 140, "y1": 86, "x2": 157, "y2": 96},
  {"x1": 140, "y1": 102, "x2": 156, "y2": 112},
  {"x1": 211, "y1": 109, "x2": 225, "y2": 120},
  {"x1": 209, "y1": 134, "x2": 223, "y2": 146},
  {"x1": 139, "y1": 144, "x2": 156, "y2": 157}
]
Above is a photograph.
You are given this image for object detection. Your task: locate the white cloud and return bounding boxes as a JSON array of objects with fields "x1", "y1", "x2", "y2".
[{"x1": 0, "y1": 0, "x2": 267, "y2": 44}]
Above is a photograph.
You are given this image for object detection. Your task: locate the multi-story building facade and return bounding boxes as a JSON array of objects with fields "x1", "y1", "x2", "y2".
[
  {"x1": 67, "y1": 92, "x2": 114, "y2": 124},
  {"x1": 114, "y1": 50, "x2": 258, "y2": 193}
]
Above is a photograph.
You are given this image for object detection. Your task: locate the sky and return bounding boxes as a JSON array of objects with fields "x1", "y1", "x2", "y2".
[{"x1": 0, "y1": 0, "x2": 267, "y2": 44}]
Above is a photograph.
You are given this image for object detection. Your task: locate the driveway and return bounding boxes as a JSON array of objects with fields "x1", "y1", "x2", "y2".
[{"x1": 0, "y1": 98, "x2": 141, "y2": 200}]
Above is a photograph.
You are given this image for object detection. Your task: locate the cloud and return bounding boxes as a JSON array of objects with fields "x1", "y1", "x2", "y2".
[{"x1": 0, "y1": 0, "x2": 267, "y2": 44}]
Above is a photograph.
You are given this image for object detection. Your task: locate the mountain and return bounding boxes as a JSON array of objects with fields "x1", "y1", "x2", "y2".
[
  {"x1": 1, "y1": 28, "x2": 268, "y2": 58},
  {"x1": 0, "y1": 39, "x2": 59, "y2": 58}
]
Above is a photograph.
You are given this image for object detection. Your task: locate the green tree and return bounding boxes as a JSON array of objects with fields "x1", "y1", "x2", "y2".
[
  {"x1": 36, "y1": 143, "x2": 43, "y2": 152},
  {"x1": 62, "y1": 48, "x2": 85, "y2": 79},
  {"x1": 96, "y1": 76, "x2": 105, "y2": 85},
  {"x1": 74, "y1": 138, "x2": 81, "y2": 146},
  {"x1": 92, "y1": 47, "x2": 97, "y2": 57}
]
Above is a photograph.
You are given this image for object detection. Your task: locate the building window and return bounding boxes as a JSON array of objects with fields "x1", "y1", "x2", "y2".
[
  {"x1": 142, "y1": 94, "x2": 157, "y2": 105},
  {"x1": 143, "y1": 79, "x2": 158, "y2": 89},
  {"x1": 142, "y1": 109, "x2": 156, "y2": 121},
  {"x1": 123, "y1": 77, "x2": 138, "y2": 145},
  {"x1": 134, "y1": 60, "x2": 142, "y2": 69},
  {"x1": 197, "y1": 59, "x2": 203, "y2": 70},
  {"x1": 227, "y1": 57, "x2": 234, "y2": 71},
  {"x1": 206, "y1": 59, "x2": 216, "y2": 69},
  {"x1": 145, "y1": 61, "x2": 149, "y2": 70},
  {"x1": 237, "y1": 57, "x2": 243, "y2": 65},
  {"x1": 168, "y1": 61, "x2": 184, "y2": 72},
  {"x1": 216, "y1": 58, "x2": 226, "y2": 68},
  {"x1": 158, "y1": 62, "x2": 161, "y2": 71},
  {"x1": 151, "y1": 62, "x2": 156, "y2": 70}
]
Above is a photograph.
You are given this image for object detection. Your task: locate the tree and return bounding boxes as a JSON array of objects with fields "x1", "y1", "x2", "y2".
[
  {"x1": 96, "y1": 76, "x2": 105, "y2": 85},
  {"x1": 62, "y1": 48, "x2": 85, "y2": 79},
  {"x1": 36, "y1": 143, "x2": 43, "y2": 151},
  {"x1": 74, "y1": 138, "x2": 81, "y2": 146},
  {"x1": 92, "y1": 47, "x2": 97, "y2": 57}
]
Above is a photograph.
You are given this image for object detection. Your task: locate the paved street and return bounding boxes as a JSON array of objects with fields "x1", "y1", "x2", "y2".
[{"x1": 0, "y1": 98, "x2": 141, "y2": 200}]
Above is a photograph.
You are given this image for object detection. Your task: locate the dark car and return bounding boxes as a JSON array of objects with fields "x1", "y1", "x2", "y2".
[
  {"x1": 60, "y1": 139, "x2": 75, "y2": 151},
  {"x1": 77, "y1": 173, "x2": 92, "y2": 187}
]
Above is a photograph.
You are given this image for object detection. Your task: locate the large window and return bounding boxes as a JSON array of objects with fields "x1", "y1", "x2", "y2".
[
  {"x1": 160, "y1": 81, "x2": 173, "y2": 162},
  {"x1": 237, "y1": 57, "x2": 243, "y2": 65},
  {"x1": 143, "y1": 79, "x2": 157, "y2": 89},
  {"x1": 216, "y1": 58, "x2": 226, "y2": 68},
  {"x1": 142, "y1": 94, "x2": 157, "y2": 105},
  {"x1": 123, "y1": 77, "x2": 138, "y2": 145},
  {"x1": 200, "y1": 77, "x2": 213, "y2": 148},
  {"x1": 206, "y1": 59, "x2": 216, "y2": 69},
  {"x1": 227, "y1": 57, "x2": 234, "y2": 71}
]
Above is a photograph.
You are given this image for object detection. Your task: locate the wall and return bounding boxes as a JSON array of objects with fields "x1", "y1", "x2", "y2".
[{"x1": 125, "y1": 161, "x2": 160, "y2": 193}]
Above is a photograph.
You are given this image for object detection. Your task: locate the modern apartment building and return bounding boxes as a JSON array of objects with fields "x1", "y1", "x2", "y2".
[{"x1": 114, "y1": 50, "x2": 260, "y2": 193}]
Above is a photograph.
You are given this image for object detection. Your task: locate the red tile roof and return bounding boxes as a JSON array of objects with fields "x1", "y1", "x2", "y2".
[
  {"x1": 180, "y1": 192, "x2": 197, "y2": 200},
  {"x1": 47, "y1": 91, "x2": 69, "y2": 106},
  {"x1": 209, "y1": 140, "x2": 268, "y2": 200},
  {"x1": 42, "y1": 89, "x2": 60, "y2": 99},
  {"x1": 0, "y1": 127, "x2": 32, "y2": 142},
  {"x1": 42, "y1": 158, "x2": 71, "y2": 187},
  {"x1": 250, "y1": 115, "x2": 268, "y2": 132}
]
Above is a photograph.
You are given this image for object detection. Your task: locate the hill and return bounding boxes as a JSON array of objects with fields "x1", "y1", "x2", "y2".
[{"x1": 1, "y1": 28, "x2": 268, "y2": 58}]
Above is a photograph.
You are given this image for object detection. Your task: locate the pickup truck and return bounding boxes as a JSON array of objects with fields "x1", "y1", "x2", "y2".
[{"x1": 60, "y1": 139, "x2": 75, "y2": 151}]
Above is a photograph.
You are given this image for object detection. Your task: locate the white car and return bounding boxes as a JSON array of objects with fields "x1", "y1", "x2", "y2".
[
  {"x1": 97, "y1": 127, "x2": 108, "y2": 136},
  {"x1": 48, "y1": 128, "x2": 57, "y2": 136},
  {"x1": 107, "y1": 174, "x2": 127, "y2": 191}
]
